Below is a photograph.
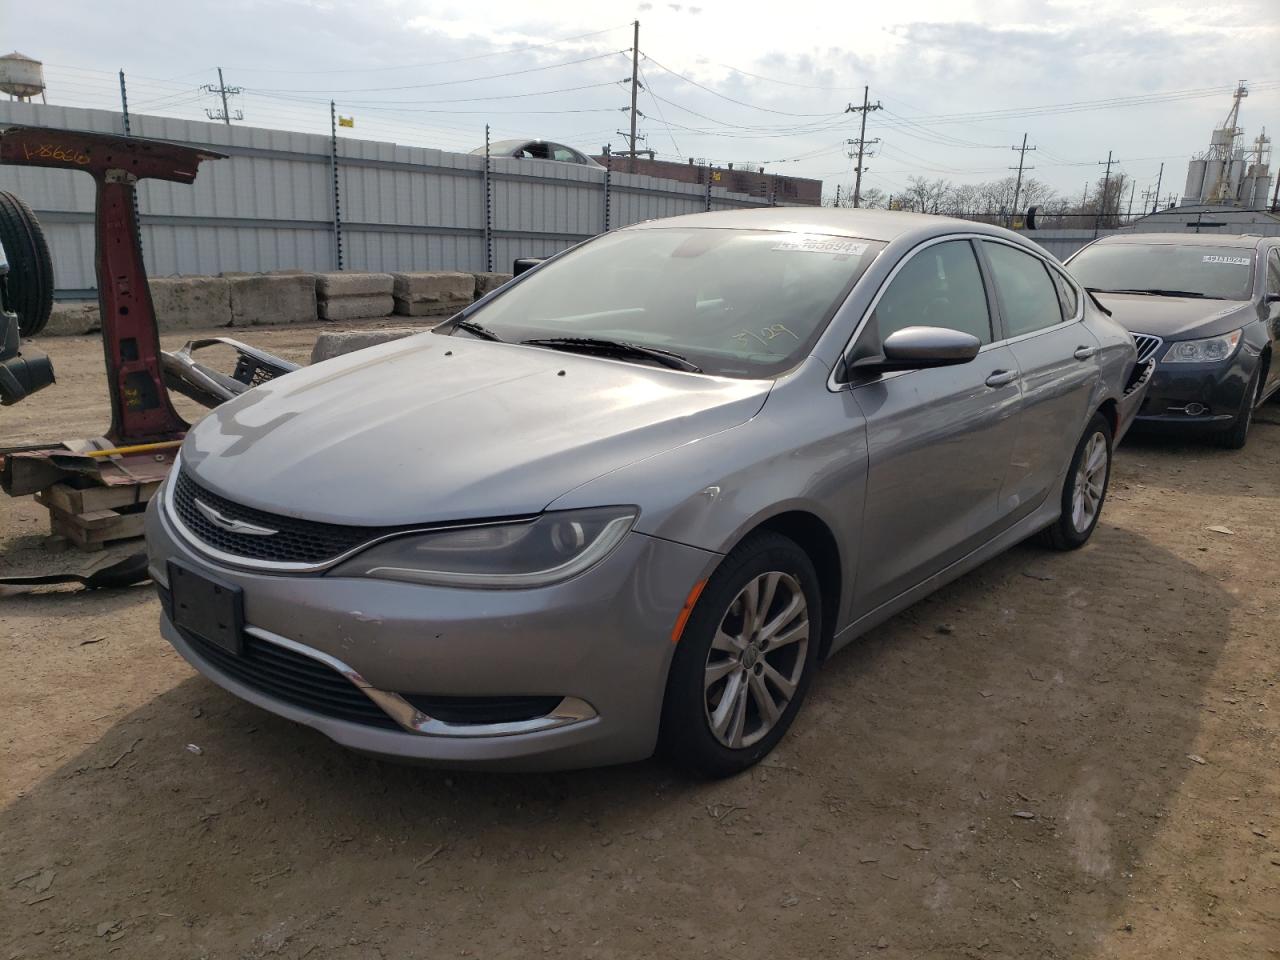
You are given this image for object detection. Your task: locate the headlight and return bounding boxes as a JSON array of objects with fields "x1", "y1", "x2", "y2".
[
  {"x1": 331, "y1": 507, "x2": 637, "y2": 588},
  {"x1": 1161, "y1": 330, "x2": 1242, "y2": 363}
]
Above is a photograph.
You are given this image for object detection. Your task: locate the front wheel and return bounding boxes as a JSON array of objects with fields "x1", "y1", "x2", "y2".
[
  {"x1": 1041, "y1": 412, "x2": 1113, "y2": 551},
  {"x1": 1214, "y1": 366, "x2": 1261, "y2": 450},
  {"x1": 658, "y1": 531, "x2": 821, "y2": 778}
]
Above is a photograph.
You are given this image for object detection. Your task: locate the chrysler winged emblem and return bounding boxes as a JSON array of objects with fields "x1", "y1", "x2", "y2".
[{"x1": 193, "y1": 498, "x2": 278, "y2": 536}]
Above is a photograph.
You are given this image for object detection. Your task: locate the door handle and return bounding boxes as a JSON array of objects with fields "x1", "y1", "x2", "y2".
[
  {"x1": 1073, "y1": 345, "x2": 1097, "y2": 360},
  {"x1": 985, "y1": 370, "x2": 1019, "y2": 388}
]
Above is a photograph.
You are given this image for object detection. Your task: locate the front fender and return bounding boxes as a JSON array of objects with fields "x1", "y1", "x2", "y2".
[{"x1": 549, "y1": 361, "x2": 869, "y2": 630}]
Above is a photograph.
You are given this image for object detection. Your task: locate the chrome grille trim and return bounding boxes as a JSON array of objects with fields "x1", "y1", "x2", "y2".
[{"x1": 1133, "y1": 333, "x2": 1163, "y2": 364}]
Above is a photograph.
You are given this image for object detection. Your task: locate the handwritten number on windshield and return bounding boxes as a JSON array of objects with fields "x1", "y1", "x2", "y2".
[{"x1": 731, "y1": 324, "x2": 800, "y2": 350}]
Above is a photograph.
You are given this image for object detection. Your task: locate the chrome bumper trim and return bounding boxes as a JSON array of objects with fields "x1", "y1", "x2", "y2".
[{"x1": 244, "y1": 625, "x2": 597, "y2": 739}]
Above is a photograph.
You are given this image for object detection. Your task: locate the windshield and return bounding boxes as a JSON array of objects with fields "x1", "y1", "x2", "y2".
[
  {"x1": 454, "y1": 228, "x2": 883, "y2": 378},
  {"x1": 1069, "y1": 242, "x2": 1256, "y2": 300}
]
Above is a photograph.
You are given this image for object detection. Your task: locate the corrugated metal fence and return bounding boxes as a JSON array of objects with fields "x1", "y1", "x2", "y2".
[{"x1": 0, "y1": 102, "x2": 772, "y2": 297}]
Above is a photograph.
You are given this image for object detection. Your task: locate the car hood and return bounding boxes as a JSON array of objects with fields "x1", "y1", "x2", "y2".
[
  {"x1": 180, "y1": 334, "x2": 771, "y2": 525},
  {"x1": 1092, "y1": 293, "x2": 1254, "y2": 340}
]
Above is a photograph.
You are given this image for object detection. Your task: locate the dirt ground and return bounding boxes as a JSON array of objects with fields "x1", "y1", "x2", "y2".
[{"x1": 2, "y1": 324, "x2": 1278, "y2": 960}]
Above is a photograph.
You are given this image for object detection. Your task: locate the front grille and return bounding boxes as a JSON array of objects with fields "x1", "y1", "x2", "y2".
[
  {"x1": 171, "y1": 468, "x2": 388, "y2": 565},
  {"x1": 1133, "y1": 334, "x2": 1163, "y2": 364},
  {"x1": 176, "y1": 619, "x2": 401, "y2": 731},
  {"x1": 400, "y1": 694, "x2": 563, "y2": 725}
]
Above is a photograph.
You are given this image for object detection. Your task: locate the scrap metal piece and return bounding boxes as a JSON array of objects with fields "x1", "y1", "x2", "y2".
[
  {"x1": 161, "y1": 337, "x2": 299, "y2": 408},
  {"x1": 0, "y1": 125, "x2": 225, "y2": 443}
]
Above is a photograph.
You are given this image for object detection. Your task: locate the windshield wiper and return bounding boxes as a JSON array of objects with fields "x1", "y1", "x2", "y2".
[
  {"x1": 450, "y1": 318, "x2": 504, "y2": 341},
  {"x1": 521, "y1": 337, "x2": 702, "y2": 373},
  {"x1": 1097, "y1": 287, "x2": 1214, "y2": 299}
]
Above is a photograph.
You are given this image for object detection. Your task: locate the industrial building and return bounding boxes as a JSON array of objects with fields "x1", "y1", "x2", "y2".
[
  {"x1": 1180, "y1": 82, "x2": 1274, "y2": 209},
  {"x1": 592, "y1": 155, "x2": 822, "y2": 206}
]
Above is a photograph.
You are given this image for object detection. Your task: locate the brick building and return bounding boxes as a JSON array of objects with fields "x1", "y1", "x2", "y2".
[{"x1": 592, "y1": 155, "x2": 822, "y2": 206}]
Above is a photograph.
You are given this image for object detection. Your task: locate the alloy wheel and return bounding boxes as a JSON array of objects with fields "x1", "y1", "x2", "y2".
[
  {"x1": 703, "y1": 571, "x2": 810, "y2": 749},
  {"x1": 1071, "y1": 431, "x2": 1108, "y2": 533}
]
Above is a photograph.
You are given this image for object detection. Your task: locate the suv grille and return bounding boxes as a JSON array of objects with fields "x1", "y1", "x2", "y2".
[
  {"x1": 1133, "y1": 334, "x2": 1163, "y2": 364},
  {"x1": 171, "y1": 468, "x2": 388, "y2": 565}
]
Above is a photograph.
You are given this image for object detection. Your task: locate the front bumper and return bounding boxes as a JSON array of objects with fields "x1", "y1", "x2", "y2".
[
  {"x1": 146, "y1": 496, "x2": 719, "y2": 770},
  {"x1": 1133, "y1": 353, "x2": 1254, "y2": 432}
]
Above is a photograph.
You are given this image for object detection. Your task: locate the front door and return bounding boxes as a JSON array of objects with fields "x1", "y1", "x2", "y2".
[
  {"x1": 849, "y1": 238, "x2": 1022, "y2": 616},
  {"x1": 979, "y1": 240, "x2": 1099, "y2": 521}
]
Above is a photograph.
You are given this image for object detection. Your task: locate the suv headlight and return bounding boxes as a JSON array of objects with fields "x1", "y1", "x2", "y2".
[
  {"x1": 1161, "y1": 330, "x2": 1242, "y2": 363},
  {"x1": 331, "y1": 507, "x2": 638, "y2": 588}
]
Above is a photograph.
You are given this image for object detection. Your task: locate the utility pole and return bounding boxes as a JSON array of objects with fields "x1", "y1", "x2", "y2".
[
  {"x1": 1009, "y1": 133, "x2": 1036, "y2": 228},
  {"x1": 202, "y1": 67, "x2": 243, "y2": 125},
  {"x1": 1093, "y1": 150, "x2": 1113, "y2": 238},
  {"x1": 834, "y1": 184, "x2": 841, "y2": 208},
  {"x1": 845, "y1": 86, "x2": 882, "y2": 208},
  {"x1": 628, "y1": 20, "x2": 640, "y2": 173},
  {"x1": 1152, "y1": 162, "x2": 1164, "y2": 214},
  {"x1": 1126, "y1": 179, "x2": 1136, "y2": 222},
  {"x1": 1272, "y1": 169, "x2": 1280, "y2": 213},
  {"x1": 118, "y1": 70, "x2": 131, "y2": 136}
]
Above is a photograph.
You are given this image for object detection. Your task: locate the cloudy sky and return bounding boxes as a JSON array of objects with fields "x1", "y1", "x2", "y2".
[{"x1": 9, "y1": 0, "x2": 1280, "y2": 204}]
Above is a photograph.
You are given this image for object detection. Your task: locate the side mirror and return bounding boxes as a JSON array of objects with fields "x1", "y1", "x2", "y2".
[
  {"x1": 852, "y1": 326, "x2": 982, "y2": 374},
  {"x1": 513, "y1": 257, "x2": 545, "y2": 277}
]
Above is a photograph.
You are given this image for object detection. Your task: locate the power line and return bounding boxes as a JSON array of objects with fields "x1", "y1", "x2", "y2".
[
  {"x1": 227, "y1": 25, "x2": 630, "y2": 75},
  {"x1": 250, "y1": 50, "x2": 628, "y2": 95},
  {"x1": 640, "y1": 52, "x2": 841, "y2": 118}
]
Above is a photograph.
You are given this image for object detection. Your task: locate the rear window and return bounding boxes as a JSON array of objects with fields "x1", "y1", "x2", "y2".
[{"x1": 1069, "y1": 243, "x2": 1256, "y2": 300}]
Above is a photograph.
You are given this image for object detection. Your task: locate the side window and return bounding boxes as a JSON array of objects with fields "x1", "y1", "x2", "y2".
[
  {"x1": 1049, "y1": 267, "x2": 1079, "y2": 320},
  {"x1": 871, "y1": 240, "x2": 992, "y2": 345},
  {"x1": 1268, "y1": 250, "x2": 1280, "y2": 296},
  {"x1": 981, "y1": 241, "x2": 1065, "y2": 337},
  {"x1": 553, "y1": 146, "x2": 580, "y2": 163}
]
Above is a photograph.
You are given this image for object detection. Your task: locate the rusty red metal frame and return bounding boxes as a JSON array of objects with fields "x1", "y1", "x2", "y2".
[{"x1": 0, "y1": 125, "x2": 224, "y2": 444}]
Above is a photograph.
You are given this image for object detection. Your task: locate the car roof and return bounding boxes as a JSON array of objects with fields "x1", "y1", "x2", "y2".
[
  {"x1": 622, "y1": 207, "x2": 1028, "y2": 245},
  {"x1": 1091, "y1": 232, "x2": 1266, "y2": 250}
]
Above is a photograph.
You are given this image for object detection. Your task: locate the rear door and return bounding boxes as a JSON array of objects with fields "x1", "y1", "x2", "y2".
[
  {"x1": 978, "y1": 239, "x2": 1099, "y2": 523},
  {"x1": 849, "y1": 237, "x2": 1023, "y2": 615}
]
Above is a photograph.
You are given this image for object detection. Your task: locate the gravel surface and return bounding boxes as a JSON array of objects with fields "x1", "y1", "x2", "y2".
[{"x1": 2, "y1": 324, "x2": 1278, "y2": 959}]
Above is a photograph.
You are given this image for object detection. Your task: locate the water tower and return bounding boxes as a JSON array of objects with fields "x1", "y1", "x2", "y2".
[{"x1": 0, "y1": 52, "x2": 46, "y2": 103}]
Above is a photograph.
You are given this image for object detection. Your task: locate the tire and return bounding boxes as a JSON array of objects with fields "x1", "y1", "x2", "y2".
[
  {"x1": 658, "y1": 531, "x2": 822, "y2": 778},
  {"x1": 1214, "y1": 366, "x2": 1261, "y2": 450},
  {"x1": 0, "y1": 190, "x2": 54, "y2": 337},
  {"x1": 1041, "y1": 412, "x2": 1113, "y2": 551}
]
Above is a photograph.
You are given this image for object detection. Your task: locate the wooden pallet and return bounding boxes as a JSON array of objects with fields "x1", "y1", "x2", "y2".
[{"x1": 34, "y1": 479, "x2": 160, "y2": 552}]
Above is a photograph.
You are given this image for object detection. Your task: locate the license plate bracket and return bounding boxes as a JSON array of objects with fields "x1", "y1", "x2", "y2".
[{"x1": 168, "y1": 560, "x2": 244, "y2": 656}]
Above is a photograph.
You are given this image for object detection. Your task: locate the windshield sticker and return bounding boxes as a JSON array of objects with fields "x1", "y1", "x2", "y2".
[
  {"x1": 774, "y1": 236, "x2": 868, "y2": 257},
  {"x1": 1202, "y1": 255, "x2": 1250, "y2": 265}
]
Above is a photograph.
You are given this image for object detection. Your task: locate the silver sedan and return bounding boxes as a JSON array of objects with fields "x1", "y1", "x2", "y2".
[{"x1": 146, "y1": 209, "x2": 1147, "y2": 777}]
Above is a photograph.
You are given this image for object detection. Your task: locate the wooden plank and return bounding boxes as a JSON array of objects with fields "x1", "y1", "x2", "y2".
[
  {"x1": 35, "y1": 479, "x2": 160, "y2": 516},
  {"x1": 47, "y1": 506, "x2": 147, "y2": 551}
]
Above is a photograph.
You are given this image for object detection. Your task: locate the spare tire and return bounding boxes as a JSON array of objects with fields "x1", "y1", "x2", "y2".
[{"x1": 0, "y1": 190, "x2": 54, "y2": 337}]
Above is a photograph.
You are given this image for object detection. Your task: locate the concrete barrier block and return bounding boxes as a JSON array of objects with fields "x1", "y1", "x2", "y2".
[
  {"x1": 391, "y1": 271, "x2": 474, "y2": 306},
  {"x1": 311, "y1": 327, "x2": 427, "y2": 364},
  {"x1": 40, "y1": 301, "x2": 101, "y2": 337},
  {"x1": 149, "y1": 276, "x2": 232, "y2": 330},
  {"x1": 473, "y1": 272, "x2": 514, "y2": 299},
  {"x1": 229, "y1": 274, "x2": 317, "y2": 326},
  {"x1": 392, "y1": 296, "x2": 464, "y2": 317},
  {"x1": 316, "y1": 272, "x2": 393, "y2": 298},
  {"x1": 318, "y1": 294, "x2": 395, "y2": 321}
]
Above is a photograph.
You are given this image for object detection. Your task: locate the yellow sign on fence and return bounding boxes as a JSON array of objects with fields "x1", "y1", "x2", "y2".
[{"x1": 338, "y1": 116, "x2": 354, "y2": 128}]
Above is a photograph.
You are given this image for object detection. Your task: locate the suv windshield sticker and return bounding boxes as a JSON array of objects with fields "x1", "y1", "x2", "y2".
[
  {"x1": 774, "y1": 236, "x2": 869, "y2": 257},
  {"x1": 1202, "y1": 255, "x2": 1251, "y2": 265}
]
